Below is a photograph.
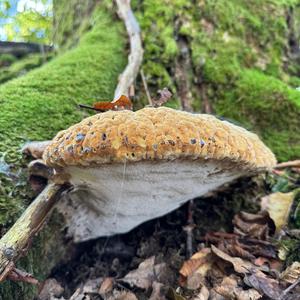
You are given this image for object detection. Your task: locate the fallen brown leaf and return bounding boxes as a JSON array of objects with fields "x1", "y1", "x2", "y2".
[
  {"x1": 179, "y1": 248, "x2": 212, "y2": 278},
  {"x1": 204, "y1": 232, "x2": 277, "y2": 260},
  {"x1": 214, "y1": 275, "x2": 261, "y2": 300},
  {"x1": 211, "y1": 245, "x2": 254, "y2": 274},
  {"x1": 244, "y1": 269, "x2": 282, "y2": 299},
  {"x1": 120, "y1": 256, "x2": 167, "y2": 290},
  {"x1": 233, "y1": 211, "x2": 275, "y2": 240}
]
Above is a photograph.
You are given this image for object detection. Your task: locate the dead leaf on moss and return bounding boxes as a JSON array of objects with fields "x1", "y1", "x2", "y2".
[{"x1": 261, "y1": 191, "x2": 296, "y2": 232}]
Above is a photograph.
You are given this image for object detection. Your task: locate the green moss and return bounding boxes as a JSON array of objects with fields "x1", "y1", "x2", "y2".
[
  {"x1": 0, "y1": 53, "x2": 53, "y2": 84},
  {"x1": 216, "y1": 70, "x2": 300, "y2": 161},
  {"x1": 0, "y1": 54, "x2": 17, "y2": 67},
  {"x1": 0, "y1": 2, "x2": 126, "y2": 299},
  {"x1": 133, "y1": 0, "x2": 300, "y2": 161}
]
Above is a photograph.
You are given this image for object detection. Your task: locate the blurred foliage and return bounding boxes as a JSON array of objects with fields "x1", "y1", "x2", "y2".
[
  {"x1": 0, "y1": 52, "x2": 53, "y2": 83},
  {"x1": 0, "y1": 0, "x2": 52, "y2": 44}
]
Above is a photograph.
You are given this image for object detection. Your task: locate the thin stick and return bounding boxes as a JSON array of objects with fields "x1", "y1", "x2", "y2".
[
  {"x1": 78, "y1": 104, "x2": 101, "y2": 111},
  {"x1": 275, "y1": 160, "x2": 300, "y2": 169},
  {"x1": 280, "y1": 276, "x2": 300, "y2": 300},
  {"x1": 0, "y1": 183, "x2": 67, "y2": 281},
  {"x1": 140, "y1": 69, "x2": 153, "y2": 106},
  {"x1": 183, "y1": 200, "x2": 195, "y2": 258},
  {"x1": 113, "y1": 0, "x2": 143, "y2": 100}
]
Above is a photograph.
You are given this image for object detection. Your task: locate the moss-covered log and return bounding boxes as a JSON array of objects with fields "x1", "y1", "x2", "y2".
[
  {"x1": 0, "y1": 1, "x2": 126, "y2": 298},
  {"x1": 133, "y1": 0, "x2": 300, "y2": 161}
]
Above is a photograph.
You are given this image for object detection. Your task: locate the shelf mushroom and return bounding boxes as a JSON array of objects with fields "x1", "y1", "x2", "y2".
[{"x1": 42, "y1": 107, "x2": 276, "y2": 242}]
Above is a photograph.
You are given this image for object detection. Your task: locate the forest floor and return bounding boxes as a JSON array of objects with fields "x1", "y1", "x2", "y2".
[{"x1": 37, "y1": 167, "x2": 300, "y2": 300}]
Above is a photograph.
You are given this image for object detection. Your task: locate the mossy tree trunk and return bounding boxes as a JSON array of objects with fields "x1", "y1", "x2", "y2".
[
  {"x1": 132, "y1": 0, "x2": 300, "y2": 161},
  {"x1": 0, "y1": 1, "x2": 126, "y2": 299}
]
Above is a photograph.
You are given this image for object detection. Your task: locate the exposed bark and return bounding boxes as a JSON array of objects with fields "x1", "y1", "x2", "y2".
[
  {"x1": 113, "y1": 0, "x2": 143, "y2": 100},
  {"x1": 0, "y1": 183, "x2": 68, "y2": 282},
  {"x1": 0, "y1": 41, "x2": 52, "y2": 58}
]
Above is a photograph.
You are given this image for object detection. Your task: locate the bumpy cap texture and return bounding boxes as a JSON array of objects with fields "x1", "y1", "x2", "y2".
[{"x1": 43, "y1": 107, "x2": 276, "y2": 170}]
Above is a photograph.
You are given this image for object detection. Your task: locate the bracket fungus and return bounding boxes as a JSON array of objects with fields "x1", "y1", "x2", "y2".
[{"x1": 42, "y1": 107, "x2": 276, "y2": 242}]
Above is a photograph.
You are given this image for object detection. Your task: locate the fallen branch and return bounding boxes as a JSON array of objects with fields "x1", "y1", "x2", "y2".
[
  {"x1": 113, "y1": 0, "x2": 143, "y2": 100},
  {"x1": 0, "y1": 183, "x2": 68, "y2": 281}
]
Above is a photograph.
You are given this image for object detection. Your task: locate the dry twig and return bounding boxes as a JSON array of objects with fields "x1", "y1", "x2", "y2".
[
  {"x1": 275, "y1": 160, "x2": 300, "y2": 169},
  {"x1": 113, "y1": 0, "x2": 143, "y2": 100},
  {"x1": 140, "y1": 69, "x2": 153, "y2": 106}
]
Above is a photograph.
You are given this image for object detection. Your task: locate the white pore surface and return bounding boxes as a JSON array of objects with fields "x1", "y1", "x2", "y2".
[{"x1": 58, "y1": 160, "x2": 244, "y2": 242}]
